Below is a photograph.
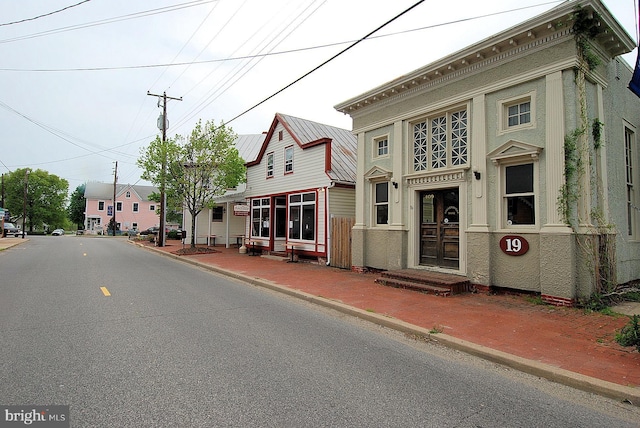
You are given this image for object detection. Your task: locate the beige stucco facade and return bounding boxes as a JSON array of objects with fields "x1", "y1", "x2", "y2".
[{"x1": 337, "y1": 0, "x2": 640, "y2": 303}]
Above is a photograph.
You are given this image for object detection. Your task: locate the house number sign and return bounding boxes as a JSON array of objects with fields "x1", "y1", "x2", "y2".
[{"x1": 499, "y1": 235, "x2": 529, "y2": 256}]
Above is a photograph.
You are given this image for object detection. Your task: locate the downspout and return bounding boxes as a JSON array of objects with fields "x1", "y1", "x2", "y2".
[
  {"x1": 225, "y1": 201, "x2": 231, "y2": 248},
  {"x1": 326, "y1": 182, "x2": 334, "y2": 266}
]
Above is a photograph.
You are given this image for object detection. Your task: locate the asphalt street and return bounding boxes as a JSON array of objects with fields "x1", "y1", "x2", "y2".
[{"x1": 1, "y1": 236, "x2": 639, "y2": 427}]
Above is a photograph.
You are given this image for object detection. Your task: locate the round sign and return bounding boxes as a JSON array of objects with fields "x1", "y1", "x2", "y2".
[{"x1": 499, "y1": 235, "x2": 529, "y2": 256}]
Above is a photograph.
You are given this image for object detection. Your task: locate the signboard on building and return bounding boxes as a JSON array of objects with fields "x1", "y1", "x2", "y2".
[
  {"x1": 499, "y1": 235, "x2": 529, "y2": 256},
  {"x1": 233, "y1": 204, "x2": 250, "y2": 216}
]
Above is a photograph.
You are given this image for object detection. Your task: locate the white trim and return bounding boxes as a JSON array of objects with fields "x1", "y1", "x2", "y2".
[
  {"x1": 497, "y1": 91, "x2": 536, "y2": 135},
  {"x1": 372, "y1": 134, "x2": 390, "y2": 159}
]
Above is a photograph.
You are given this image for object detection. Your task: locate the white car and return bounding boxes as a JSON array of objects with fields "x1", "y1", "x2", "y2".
[{"x1": 51, "y1": 229, "x2": 65, "y2": 236}]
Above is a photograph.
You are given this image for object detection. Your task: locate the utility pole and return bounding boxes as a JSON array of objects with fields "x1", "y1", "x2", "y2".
[
  {"x1": 147, "y1": 91, "x2": 182, "y2": 247},
  {"x1": 112, "y1": 161, "x2": 118, "y2": 237},
  {"x1": 22, "y1": 169, "x2": 29, "y2": 239}
]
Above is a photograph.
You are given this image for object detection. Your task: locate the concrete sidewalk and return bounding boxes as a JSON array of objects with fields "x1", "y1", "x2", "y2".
[
  {"x1": 4, "y1": 237, "x2": 639, "y2": 404},
  {"x1": 137, "y1": 240, "x2": 640, "y2": 405}
]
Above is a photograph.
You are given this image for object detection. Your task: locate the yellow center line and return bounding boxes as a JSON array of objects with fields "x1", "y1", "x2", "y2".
[{"x1": 100, "y1": 286, "x2": 111, "y2": 297}]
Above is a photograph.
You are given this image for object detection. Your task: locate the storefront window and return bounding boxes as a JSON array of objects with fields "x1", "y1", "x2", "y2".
[{"x1": 289, "y1": 192, "x2": 315, "y2": 241}]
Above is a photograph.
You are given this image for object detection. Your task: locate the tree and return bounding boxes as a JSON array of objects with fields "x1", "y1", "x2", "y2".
[
  {"x1": 3, "y1": 168, "x2": 69, "y2": 232},
  {"x1": 138, "y1": 119, "x2": 245, "y2": 248},
  {"x1": 67, "y1": 183, "x2": 86, "y2": 229}
]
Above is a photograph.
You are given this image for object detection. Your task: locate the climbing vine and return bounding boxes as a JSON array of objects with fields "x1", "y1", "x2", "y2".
[
  {"x1": 592, "y1": 119, "x2": 603, "y2": 150},
  {"x1": 558, "y1": 6, "x2": 617, "y2": 297}
]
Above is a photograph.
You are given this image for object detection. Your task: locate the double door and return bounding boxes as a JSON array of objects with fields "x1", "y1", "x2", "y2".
[{"x1": 420, "y1": 189, "x2": 459, "y2": 269}]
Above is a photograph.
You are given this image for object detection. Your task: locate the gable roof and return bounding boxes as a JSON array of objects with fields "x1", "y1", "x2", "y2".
[
  {"x1": 234, "y1": 133, "x2": 266, "y2": 163},
  {"x1": 248, "y1": 113, "x2": 357, "y2": 183},
  {"x1": 335, "y1": 0, "x2": 636, "y2": 115},
  {"x1": 84, "y1": 182, "x2": 158, "y2": 201}
]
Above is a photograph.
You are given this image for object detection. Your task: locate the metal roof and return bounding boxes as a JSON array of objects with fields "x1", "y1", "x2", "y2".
[
  {"x1": 278, "y1": 113, "x2": 357, "y2": 183},
  {"x1": 234, "y1": 134, "x2": 266, "y2": 163}
]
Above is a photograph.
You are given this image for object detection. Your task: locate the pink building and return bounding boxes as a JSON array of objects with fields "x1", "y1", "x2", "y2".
[{"x1": 84, "y1": 182, "x2": 159, "y2": 234}]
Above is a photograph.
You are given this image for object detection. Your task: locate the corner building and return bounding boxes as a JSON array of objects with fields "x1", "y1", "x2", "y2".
[{"x1": 335, "y1": 0, "x2": 640, "y2": 305}]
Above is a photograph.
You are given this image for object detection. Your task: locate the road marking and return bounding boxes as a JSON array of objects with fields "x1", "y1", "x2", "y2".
[{"x1": 100, "y1": 287, "x2": 111, "y2": 297}]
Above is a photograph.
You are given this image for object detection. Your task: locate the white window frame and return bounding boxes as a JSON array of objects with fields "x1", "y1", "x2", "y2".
[
  {"x1": 132, "y1": 202, "x2": 139, "y2": 212},
  {"x1": 497, "y1": 160, "x2": 539, "y2": 230},
  {"x1": 373, "y1": 135, "x2": 389, "y2": 158},
  {"x1": 411, "y1": 106, "x2": 469, "y2": 173},
  {"x1": 251, "y1": 198, "x2": 270, "y2": 238},
  {"x1": 149, "y1": 205, "x2": 156, "y2": 211},
  {"x1": 498, "y1": 92, "x2": 536, "y2": 134},
  {"x1": 625, "y1": 124, "x2": 637, "y2": 240},
  {"x1": 266, "y1": 152, "x2": 274, "y2": 178},
  {"x1": 212, "y1": 206, "x2": 223, "y2": 222},
  {"x1": 284, "y1": 146, "x2": 294, "y2": 174},
  {"x1": 116, "y1": 201, "x2": 122, "y2": 212},
  {"x1": 373, "y1": 181, "x2": 389, "y2": 226},
  {"x1": 125, "y1": 191, "x2": 131, "y2": 198},
  {"x1": 288, "y1": 192, "x2": 316, "y2": 241}
]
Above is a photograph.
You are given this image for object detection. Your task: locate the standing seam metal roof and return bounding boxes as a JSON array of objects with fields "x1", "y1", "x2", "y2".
[{"x1": 278, "y1": 113, "x2": 357, "y2": 183}]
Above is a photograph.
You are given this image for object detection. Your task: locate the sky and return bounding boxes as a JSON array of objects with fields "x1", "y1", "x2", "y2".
[{"x1": 0, "y1": 0, "x2": 637, "y2": 192}]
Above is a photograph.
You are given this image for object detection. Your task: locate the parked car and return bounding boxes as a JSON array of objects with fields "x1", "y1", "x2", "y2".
[
  {"x1": 3, "y1": 222, "x2": 21, "y2": 237},
  {"x1": 139, "y1": 227, "x2": 171, "y2": 236},
  {"x1": 51, "y1": 229, "x2": 65, "y2": 236},
  {"x1": 139, "y1": 227, "x2": 160, "y2": 236}
]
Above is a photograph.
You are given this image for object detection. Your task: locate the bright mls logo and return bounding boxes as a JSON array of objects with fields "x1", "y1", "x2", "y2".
[{"x1": 1, "y1": 406, "x2": 69, "y2": 427}]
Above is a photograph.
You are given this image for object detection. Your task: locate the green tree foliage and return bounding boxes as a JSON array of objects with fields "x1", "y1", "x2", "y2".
[
  {"x1": 138, "y1": 119, "x2": 245, "y2": 247},
  {"x1": 147, "y1": 190, "x2": 183, "y2": 226},
  {"x1": 67, "y1": 183, "x2": 86, "y2": 229},
  {"x1": 3, "y1": 168, "x2": 69, "y2": 232}
]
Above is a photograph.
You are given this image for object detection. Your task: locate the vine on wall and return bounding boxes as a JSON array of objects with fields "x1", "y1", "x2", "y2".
[{"x1": 557, "y1": 6, "x2": 617, "y2": 296}]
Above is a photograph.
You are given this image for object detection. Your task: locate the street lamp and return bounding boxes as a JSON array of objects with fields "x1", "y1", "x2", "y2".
[{"x1": 22, "y1": 169, "x2": 29, "y2": 239}]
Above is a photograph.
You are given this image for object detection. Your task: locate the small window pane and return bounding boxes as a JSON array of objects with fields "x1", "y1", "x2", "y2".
[
  {"x1": 507, "y1": 196, "x2": 535, "y2": 225},
  {"x1": 376, "y1": 205, "x2": 388, "y2": 225},
  {"x1": 290, "y1": 194, "x2": 301, "y2": 203},
  {"x1": 506, "y1": 164, "x2": 533, "y2": 194},
  {"x1": 303, "y1": 193, "x2": 315, "y2": 202},
  {"x1": 375, "y1": 182, "x2": 388, "y2": 203}
]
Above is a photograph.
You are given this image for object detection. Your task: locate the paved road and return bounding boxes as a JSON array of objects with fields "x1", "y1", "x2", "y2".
[{"x1": 1, "y1": 236, "x2": 639, "y2": 427}]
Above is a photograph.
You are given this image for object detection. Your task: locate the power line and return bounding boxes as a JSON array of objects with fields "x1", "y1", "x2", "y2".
[
  {"x1": 225, "y1": 0, "x2": 427, "y2": 125},
  {"x1": 0, "y1": 0, "x2": 216, "y2": 45},
  {"x1": 171, "y1": 0, "x2": 327, "y2": 131},
  {"x1": 0, "y1": 1, "x2": 562, "y2": 73},
  {"x1": 0, "y1": 0, "x2": 92, "y2": 27}
]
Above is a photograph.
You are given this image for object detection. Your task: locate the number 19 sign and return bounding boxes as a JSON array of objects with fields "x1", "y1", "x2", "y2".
[{"x1": 499, "y1": 235, "x2": 529, "y2": 256}]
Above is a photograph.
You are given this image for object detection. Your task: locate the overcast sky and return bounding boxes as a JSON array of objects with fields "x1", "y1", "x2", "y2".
[{"x1": 0, "y1": 0, "x2": 636, "y2": 191}]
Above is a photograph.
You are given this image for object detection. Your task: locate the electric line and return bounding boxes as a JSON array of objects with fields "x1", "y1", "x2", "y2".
[
  {"x1": 0, "y1": 0, "x2": 91, "y2": 27},
  {"x1": 0, "y1": 0, "x2": 216, "y2": 45},
  {"x1": 0, "y1": 1, "x2": 562, "y2": 73},
  {"x1": 225, "y1": 0, "x2": 427, "y2": 125},
  {"x1": 171, "y1": 0, "x2": 326, "y2": 131}
]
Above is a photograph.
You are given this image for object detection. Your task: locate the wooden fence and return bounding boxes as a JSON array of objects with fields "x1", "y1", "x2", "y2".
[{"x1": 330, "y1": 217, "x2": 354, "y2": 269}]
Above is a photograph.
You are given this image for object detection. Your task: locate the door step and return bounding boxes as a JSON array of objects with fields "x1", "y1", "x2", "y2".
[{"x1": 375, "y1": 269, "x2": 471, "y2": 296}]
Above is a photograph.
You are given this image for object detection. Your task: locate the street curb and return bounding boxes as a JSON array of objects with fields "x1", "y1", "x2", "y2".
[
  {"x1": 135, "y1": 242, "x2": 640, "y2": 406},
  {"x1": 0, "y1": 238, "x2": 29, "y2": 251}
]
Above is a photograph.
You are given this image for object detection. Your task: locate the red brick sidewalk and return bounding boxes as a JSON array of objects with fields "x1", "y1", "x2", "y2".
[{"x1": 145, "y1": 241, "x2": 640, "y2": 388}]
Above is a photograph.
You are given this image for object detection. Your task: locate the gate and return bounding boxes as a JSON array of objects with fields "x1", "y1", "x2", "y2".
[{"x1": 330, "y1": 217, "x2": 354, "y2": 269}]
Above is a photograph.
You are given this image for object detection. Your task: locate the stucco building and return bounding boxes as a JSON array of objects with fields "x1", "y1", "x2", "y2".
[{"x1": 335, "y1": 0, "x2": 640, "y2": 304}]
